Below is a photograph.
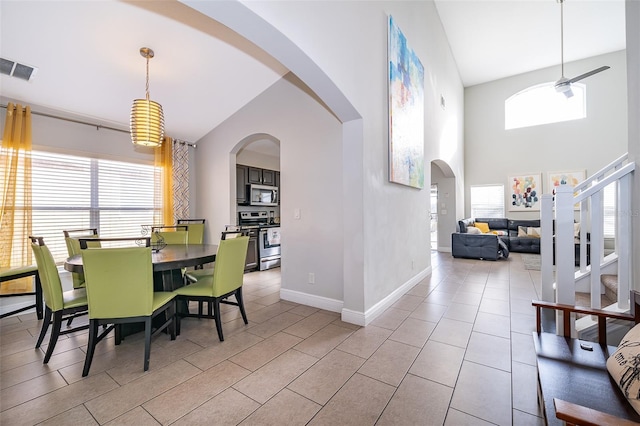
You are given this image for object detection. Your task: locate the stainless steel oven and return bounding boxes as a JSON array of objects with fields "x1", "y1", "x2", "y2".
[
  {"x1": 238, "y1": 211, "x2": 281, "y2": 271},
  {"x1": 259, "y1": 227, "x2": 281, "y2": 271}
]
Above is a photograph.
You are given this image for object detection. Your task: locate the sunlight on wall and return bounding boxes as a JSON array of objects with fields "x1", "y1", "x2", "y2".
[{"x1": 505, "y1": 82, "x2": 586, "y2": 130}]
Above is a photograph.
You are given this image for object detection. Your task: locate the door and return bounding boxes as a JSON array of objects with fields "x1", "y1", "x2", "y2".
[{"x1": 430, "y1": 184, "x2": 438, "y2": 250}]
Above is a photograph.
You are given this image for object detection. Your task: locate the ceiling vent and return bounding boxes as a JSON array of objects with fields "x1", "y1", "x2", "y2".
[{"x1": 0, "y1": 58, "x2": 38, "y2": 81}]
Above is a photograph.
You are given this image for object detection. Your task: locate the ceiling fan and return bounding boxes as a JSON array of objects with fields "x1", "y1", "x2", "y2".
[{"x1": 554, "y1": 0, "x2": 610, "y2": 98}]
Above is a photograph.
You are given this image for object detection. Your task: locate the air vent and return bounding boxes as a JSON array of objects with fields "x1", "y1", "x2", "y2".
[{"x1": 0, "y1": 57, "x2": 38, "y2": 81}]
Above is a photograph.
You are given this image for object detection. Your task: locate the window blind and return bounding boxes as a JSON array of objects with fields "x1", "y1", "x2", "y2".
[
  {"x1": 470, "y1": 185, "x2": 505, "y2": 218},
  {"x1": 24, "y1": 150, "x2": 159, "y2": 264}
]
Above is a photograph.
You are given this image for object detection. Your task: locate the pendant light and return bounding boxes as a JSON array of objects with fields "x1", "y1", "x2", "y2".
[{"x1": 130, "y1": 47, "x2": 164, "y2": 147}]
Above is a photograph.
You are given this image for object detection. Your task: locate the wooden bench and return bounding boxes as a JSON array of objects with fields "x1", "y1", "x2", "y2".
[
  {"x1": 0, "y1": 265, "x2": 43, "y2": 319},
  {"x1": 532, "y1": 292, "x2": 640, "y2": 425}
]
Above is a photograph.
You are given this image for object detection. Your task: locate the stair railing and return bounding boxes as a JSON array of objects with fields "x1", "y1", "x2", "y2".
[{"x1": 540, "y1": 153, "x2": 635, "y2": 335}]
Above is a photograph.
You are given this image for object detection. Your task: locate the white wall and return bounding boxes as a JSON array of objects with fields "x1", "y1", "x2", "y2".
[
  {"x1": 464, "y1": 50, "x2": 628, "y2": 219},
  {"x1": 235, "y1": 1, "x2": 464, "y2": 317},
  {"x1": 195, "y1": 75, "x2": 345, "y2": 302}
]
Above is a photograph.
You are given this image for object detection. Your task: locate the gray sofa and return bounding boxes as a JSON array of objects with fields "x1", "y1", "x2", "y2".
[{"x1": 452, "y1": 217, "x2": 541, "y2": 260}]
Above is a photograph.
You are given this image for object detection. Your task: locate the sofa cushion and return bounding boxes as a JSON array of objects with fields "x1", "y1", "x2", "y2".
[
  {"x1": 474, "y1": 222, "x2": 490, "y2": 233},
  {"x1": 476, "y1": 217, "x2": 509, "y2": 231},
  {"x1": 466, "y1": 226, "x2": 482, "y2": 234},
  {"x1": 458, "y1": 218, "x2": 475, "y2": 233},
  {"x1": 509, "y1": 219, "x2": 541, "y2": 232},
  {"x1": 607, "y1": 323, "x2": 640, "y2": 415}
]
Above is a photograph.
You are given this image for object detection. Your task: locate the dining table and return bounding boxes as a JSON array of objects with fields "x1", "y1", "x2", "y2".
[{"x1": 64, "y1": 244, "x2": 218, "y2": 292}]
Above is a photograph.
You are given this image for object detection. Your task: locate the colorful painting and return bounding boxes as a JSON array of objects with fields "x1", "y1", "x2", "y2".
[
  {"x1": 548, "y1": 170, "x2": 586, "y2": 209},
  {"x1": 509, "y1": 173, "x2": 542, "y2": 211},
  {"x1": 388, "y1": 15, "x2": 425, "y2": 189}
]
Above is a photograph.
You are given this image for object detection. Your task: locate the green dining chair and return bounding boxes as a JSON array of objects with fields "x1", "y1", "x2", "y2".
[
  {"x1": 29, "y1": 236, "x2": 89, "y2": 364},
  {"x1": 151, "y1": 225, "x2": 188, "y2": 245},
  {"x1": 80, "y1": 245, "x2": 176, "y2": 377},
  {"x1": 177, "y1": 219, "x2": 205, "y2": 244},
  {"x1": 173, "y1": 236, "x2": 249, "y2": 341},
  {"x1": 63, "y1": 228, "x2": 101, "y2": 289}
]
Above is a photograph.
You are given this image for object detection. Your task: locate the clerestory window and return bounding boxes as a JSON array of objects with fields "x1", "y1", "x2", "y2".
[{"x1": 505, "y1": 82, "x2": 586, "y2": 130}]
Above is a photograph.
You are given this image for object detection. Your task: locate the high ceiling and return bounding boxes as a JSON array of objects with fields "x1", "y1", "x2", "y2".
[
  {"x1": 0, "y1": 0, "x2": 627, "y2": 147},
  {"x1": 434, "y1": 0, "x2": 626, "y2": 87}
]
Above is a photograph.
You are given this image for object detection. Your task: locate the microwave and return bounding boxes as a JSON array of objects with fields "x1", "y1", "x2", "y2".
[{"x1": 249, "y1": 184, "x2": 279, "y2": 206}]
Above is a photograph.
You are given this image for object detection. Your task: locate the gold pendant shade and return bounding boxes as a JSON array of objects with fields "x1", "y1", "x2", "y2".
[{"x1": 130, "y1": 47, "x2": 164, "y2": 147}]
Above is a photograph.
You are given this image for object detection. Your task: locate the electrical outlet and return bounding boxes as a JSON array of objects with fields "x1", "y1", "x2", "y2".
[
  {"x1": 411, "y1": 260, "x2": 415, "y2": 270},
  {"x1": 294, "y1": 208, "x2": 301, "y2": 220},
  {"x1": 308, "y1": 272, "x2": 315, "y2": 284}
]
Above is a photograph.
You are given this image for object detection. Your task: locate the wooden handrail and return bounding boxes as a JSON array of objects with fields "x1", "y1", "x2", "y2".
[
  {"x1": 554, "y1": 399, "x2": 640, "y2": 426},
  {"x1": 532, "y1": 291, "x2": 640, "y2": 345}
]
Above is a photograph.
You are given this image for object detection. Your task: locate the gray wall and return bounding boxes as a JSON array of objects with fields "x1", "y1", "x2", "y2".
[{"x1": 464, "y1": 50, "x2": 628, "y2": 219}]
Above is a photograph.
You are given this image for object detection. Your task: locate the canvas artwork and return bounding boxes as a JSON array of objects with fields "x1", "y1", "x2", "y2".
[
  {"x1": 509, "y1": 173, "x2": 542, "y2": 211},
  {"x1": 388, "y1": 15, "x2": 425, "y2": 189},
  {"x1": 548, "y1": 170, "x2": 586, "y2": 209}
]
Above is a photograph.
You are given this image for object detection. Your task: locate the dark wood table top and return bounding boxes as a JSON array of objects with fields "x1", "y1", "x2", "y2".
[{"x1": 64, "y1": 244, "x2": 218, "y2": 274}]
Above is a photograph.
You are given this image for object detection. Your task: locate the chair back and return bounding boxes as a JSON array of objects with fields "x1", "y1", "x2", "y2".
[
  {"x1": 212, "y1": 236, "x2": 249, "y2": 297},
  {"x1": 177, "y1": 219, "x2": 206, "y2": 244},
  {"x1": 79, "y1": 237, "x2": 150, "y2": 249},
  {"x1": 151, "y1": 225, "x2": 188, "y2": 245},
  {"x1": 29, "y1": 237, "x2": 65, "y2": 312},
  {"x1": 63, "y1": 229, "x2": 101, "y2": 288},
  {"x1": 81, "y1": 246, "x2": 154, "y2": 318},
  {"x1": 221, "y1": 229, "x2": 250, "y2": 240}
]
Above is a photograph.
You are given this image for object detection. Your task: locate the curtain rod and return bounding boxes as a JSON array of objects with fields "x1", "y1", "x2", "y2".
[{"x1": 1, "y1": 103, "x2": 196, "y2": 148}]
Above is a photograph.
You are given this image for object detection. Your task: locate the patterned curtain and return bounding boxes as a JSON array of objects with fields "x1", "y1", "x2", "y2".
[{"x1": 172, "y1": 140, "x2": 189, "y2": 220}]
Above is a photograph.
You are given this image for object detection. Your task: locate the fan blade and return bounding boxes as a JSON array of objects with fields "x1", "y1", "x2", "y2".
[{"x1": 568, "y1": 66, "x2": 610, "y2": 84}]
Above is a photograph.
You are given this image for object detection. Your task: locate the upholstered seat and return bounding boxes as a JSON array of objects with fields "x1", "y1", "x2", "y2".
[
  {"x1": 80, "y1": 243, "x2": 176, "y2": 376},
  {"x1": 29, "y1": 236, "x2": 89, "y2": 363},
  {"x1": 173, "y1": 236, "x2": 249, "y2": 341}
]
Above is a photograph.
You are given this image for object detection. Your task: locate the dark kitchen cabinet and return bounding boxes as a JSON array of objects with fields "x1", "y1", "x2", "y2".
[
  {"x1": 247, "y1": 166, "x2": 276, "y2": 185},
  {"x1": 236, "y1": 165, "x2": 248, "y2": 204},
  {"x1": 262, "y1": 169, "x2": 276, "y2": 186},
  {"x1": 248, "y1": 167, "x2": 263, "y2": 184}
]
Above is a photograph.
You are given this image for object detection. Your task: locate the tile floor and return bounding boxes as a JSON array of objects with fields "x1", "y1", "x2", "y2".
[{"x1": 0, "y1": 251, "x2": 545, "y2": 425}]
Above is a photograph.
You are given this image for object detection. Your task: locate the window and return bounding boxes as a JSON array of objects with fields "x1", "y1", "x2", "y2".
[
  {"x1": 28, "y1": 150, "x2": 159, "y2": 264},
  {"x1": 505, "y1": 82, "x2": 586, "y2": 130},
  {"x1": 470, "y1": 185, "x2": 504, "y2": 218}
]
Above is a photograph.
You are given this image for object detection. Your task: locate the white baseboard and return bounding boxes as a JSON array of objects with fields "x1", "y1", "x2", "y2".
[
  {"x1": 342, "y1": 266, "x2": 432, "y2": 326},
  {"x1": 279, "y1": 289, "x2": 343, "y2": 313},
  {"x1": 437, "y1": 246, "x2": 451, "y2": 253}
]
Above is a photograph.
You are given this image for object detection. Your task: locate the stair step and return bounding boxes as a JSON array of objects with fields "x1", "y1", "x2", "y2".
[{"x1": 601, "y1": 274, "x2": 618, "y2": 302}]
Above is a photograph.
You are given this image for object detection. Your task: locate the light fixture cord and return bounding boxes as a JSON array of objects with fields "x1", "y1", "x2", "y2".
[
  {"x1": 560, "y1": 0, "x2": 565, "y2": 78},
  {"x1": 145, "y1": 55, "x2": 150, "y2": 101}
]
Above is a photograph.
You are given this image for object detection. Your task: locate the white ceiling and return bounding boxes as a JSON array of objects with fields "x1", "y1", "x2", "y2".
[
  {"x1": 434, "y1": 0, "x2": 626, "y2": 87},
  {"x1": 0, "y1": 0, "x2": 627, "y2": 149}
]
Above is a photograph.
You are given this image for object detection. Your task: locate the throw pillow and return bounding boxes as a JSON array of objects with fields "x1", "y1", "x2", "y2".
[
  {"x1": 466, "y1": 226, "x2": 482, "y2": 235},
  {"x1": 518, "y1": 226, "x2": 528, "y2": 237},
  {"x1": 491, "y1": 230, "x2": 507, "y2": 236},
  {"x1": 474, "y1": 222, "x2": 490, "y2": 233},
  {"x1": 527, "y1": 227, "x2": 541, "y2": 238},
  {"x1": 607, "y1": 323, "x2": 640, "y2": 414}
]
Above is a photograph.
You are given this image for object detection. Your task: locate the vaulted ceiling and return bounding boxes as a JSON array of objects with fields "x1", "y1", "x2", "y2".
[{"x1": 0, "y1": 1, "x2": 626, "y2": 146}]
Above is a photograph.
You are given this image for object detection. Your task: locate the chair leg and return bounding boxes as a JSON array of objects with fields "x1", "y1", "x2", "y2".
[
  {"x1": 143, "y1": 318, "x2": 152, "y2": 371},
  {"x1": 35, "y1": 307, "x2": 52, "y2": 348},
  {"x1": 198, "y1": 301, "x2": 203, "y2": 316},
  {"x1": 43, "y1": 311, "x2": 63, "y2": 363},
  {"x1": 236, "y1": 288, "x2": 248, "y2": 325},
  {"x1": 169, "y1": 301, "x2": 176, "y2": 341},
  {"x1": 66, "y1": 316, "x2": 74, "y2": 327},
  {"x1": 82, "y1": 320, "x2": 100, "y2": 377},
  {"x1": 213, "y1": 298, "x2": 224, "y2": 341}
]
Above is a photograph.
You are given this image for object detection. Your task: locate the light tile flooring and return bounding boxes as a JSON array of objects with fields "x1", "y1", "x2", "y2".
[{"x1": 0, "y1": 252, "x2": 544, "y2": 425}]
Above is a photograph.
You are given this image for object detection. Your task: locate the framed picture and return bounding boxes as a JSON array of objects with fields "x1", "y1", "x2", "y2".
[
  {"x1": 388, "y1": 15, "x2": 425, "y2": 189},
  {"x1": 508, "y1": 173, "x2": 542, "y2": 211},
  {"x1": 547, "y1": 170, "x2": 586, "y2": 209}
]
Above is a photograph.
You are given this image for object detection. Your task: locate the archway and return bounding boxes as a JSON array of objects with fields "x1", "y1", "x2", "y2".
[{"x1": 430, "y1": 159, "x2": 456, "y2": 252}]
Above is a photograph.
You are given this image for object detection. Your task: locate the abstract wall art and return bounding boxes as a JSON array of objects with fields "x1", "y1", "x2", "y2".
[
  {"x1": 508, "y1": 173, "x2": 542, "y2": 211},
  {"x1": 548, "y1": 170, "x2": 586, "y2": 209},
  {"x1": 388, "y1": 15, "x2": 425, "y2": 189}
]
